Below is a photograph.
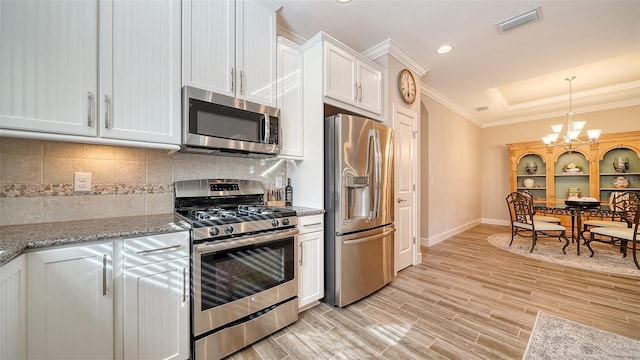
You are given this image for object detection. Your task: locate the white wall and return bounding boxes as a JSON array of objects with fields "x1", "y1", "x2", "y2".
[{"x1": 421, "y1": 97, "x2": 482, "y2": 245}]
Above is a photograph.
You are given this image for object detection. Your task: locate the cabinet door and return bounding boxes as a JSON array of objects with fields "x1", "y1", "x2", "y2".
[
  {"x1": 124, "y1": 257, "x2": 190, "y2": 360},
  {"x1": 277, "y1": 40, "x2": 304, "y2": 159},
  {"x1": 324, "y1": 42, "x2": 357, "y2": 106},
  {"x1": 0, "y1": 0, "x2": 98, "y2": 136},
  {"x1": 99, "y1": 0, "x2": 181, "y2": 144},
  {"x1": 182, "y1": 0, "x2": 235, "y2": 97},
  {"x1": 0, "y1": 255, "x2": 27, "y2": 360},
  {"x1": 27, "y1": 242, "x2": 113, "y2": 360},
  {"x1": 357, "y1": 61, "x2": 383, "y2": 115},
  {"x1": 298, "y1": 231, "x2": 324, "y2": 309},
  {"x1": 238, "y1": 0, "x2": 277, "y2": 106}
]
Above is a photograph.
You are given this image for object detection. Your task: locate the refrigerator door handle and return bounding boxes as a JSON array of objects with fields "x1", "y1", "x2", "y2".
[
  {"x1": 372, "y1": 129, "x2": 382, "y2": 219},
  {"x1": 365, "y1": 129, "x2": 375, "y2": 220},
  {"x1": 342, "y1": 228, "x2": 396, "y2": 245}
]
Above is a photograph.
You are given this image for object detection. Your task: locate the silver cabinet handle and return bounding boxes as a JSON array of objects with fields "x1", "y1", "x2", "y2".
[
  {"x1": 102, "y1": 254, "x2": 107, "y2": 296},
  {"x1": 182, "y1": 267, "x2": 187, "y2": 303},
  {"x1": 354, "y1": 82, "x2": 358, "y2": 100},
  {"x1": 239, "y1": 71, "x2": 244, "y2": 94},
  {"x1": 104, "y1": 95, "x2": 111, "y2": 129},
  {"x1": 397, "y1": 198, "x2": 407, "y2": 203},
  {"x1": 136, "y1": 244, "x2": 182, "y2": 256},
  {"x1": 299, "y1": 243, "x2": 303, "y2": 265},
  {"x1": 303, "y1": 222, "x2": 322, "y2": 227},
  {"x1": 358, "y1": 83, "x2": 363, "y2": 102},
  {"x1": 87, "y1": 92, "x2": 94, "y2": 127},
  {"x1": 231, "y1": 68, "x2": 235, "y2": 92}
]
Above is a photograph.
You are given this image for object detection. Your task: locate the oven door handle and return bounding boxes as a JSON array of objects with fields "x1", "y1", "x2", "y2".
[{"x1": 194, "y1": 228, "x2": 299, "y2": 254}]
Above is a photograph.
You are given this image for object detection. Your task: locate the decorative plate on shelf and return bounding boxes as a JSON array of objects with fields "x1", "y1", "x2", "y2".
[{"x1": 563, "y1": 163, "x2": 583, "y2": 173}]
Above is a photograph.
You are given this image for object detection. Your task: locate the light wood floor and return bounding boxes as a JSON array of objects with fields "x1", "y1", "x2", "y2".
[{"x1": 226, "y1": 224, "x2": 640, "y2": 359}]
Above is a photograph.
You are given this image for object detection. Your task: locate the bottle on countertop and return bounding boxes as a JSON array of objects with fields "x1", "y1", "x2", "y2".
[{"x1": 285, "y1": 178, "x2": 293, "y2": 206}]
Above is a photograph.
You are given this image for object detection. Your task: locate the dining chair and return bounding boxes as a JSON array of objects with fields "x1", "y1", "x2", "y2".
[
  {"x1": 587, "y1": 193, "x2": 639, "y2": 269},
  {"x1": 506, "y1": 192, "x2": 569, "y2": 253},
  {"x1": 582, "y1": 192, "x2": 634, "y2": 239},
  {"x1": 521, "y1": 190, "x2": 562, "y2": 223}
]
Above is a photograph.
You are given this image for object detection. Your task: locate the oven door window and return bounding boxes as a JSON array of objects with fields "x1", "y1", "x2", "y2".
[{"x1": 200, "y1": 237, "x2": 294, "y2": 311}]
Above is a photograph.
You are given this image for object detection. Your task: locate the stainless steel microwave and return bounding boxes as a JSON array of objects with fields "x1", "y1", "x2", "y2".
[{"x1": 181, "y1": 86, "x2": 281, "y2": 156}]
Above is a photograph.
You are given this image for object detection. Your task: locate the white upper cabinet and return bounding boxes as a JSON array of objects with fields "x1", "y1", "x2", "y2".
[
  {"x1": 356, "y1": 61, "x2": 384, "y2": 115},
  {"x1": 0, "y1": 0, "x2": 98, "y2": 136},
  {"x1": 99, "y1": 0, "x2": 182, "y2": 144},
  {"x1": 0, "y1": 0, "x2": 181, "y2": 147},
  {"x1": 323, "y1": 40, "x2": 383, "y2": 116},
  {"x1": 277, "y1": 37, "x2": 304, "y2": 159},
  {"x1": 182, "y1": 0, "x2": 235, "y2": 97},
  {"x1": 183, "y1": 0, "x2": 277, "y2": 107}
]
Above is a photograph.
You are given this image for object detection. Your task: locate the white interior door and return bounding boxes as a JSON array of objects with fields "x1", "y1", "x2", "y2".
[{"x1": 393, "y1": 104, "x2": 418, "y2": 273}]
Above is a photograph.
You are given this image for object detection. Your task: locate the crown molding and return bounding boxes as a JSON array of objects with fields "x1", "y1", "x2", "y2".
[
  {"x1": 487, "y1": 80, "x2": 640, "y2": 113},
  {"x1": 481, "y1": 98, "x2": 640, "y2": 128},
  {"x1": 363, "y1": 39, "x2": 428, "y2": 77},
  {"x1": 419, "y1": 82, "x2": 480, "y2": 126},
  {"x1": 276, "y1": 25, "x2": 307, "y2": 45}
]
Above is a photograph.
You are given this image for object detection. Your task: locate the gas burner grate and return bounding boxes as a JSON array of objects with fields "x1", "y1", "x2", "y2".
[
  {"x1": 238, "y1": 205, "x2": 277, "y2": 216},
  {"x1": 192, "y1": 208, "x2": 238, "y2": 221}
]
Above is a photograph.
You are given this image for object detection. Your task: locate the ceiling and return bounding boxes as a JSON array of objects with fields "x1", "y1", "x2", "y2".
[{"x1": 275, "y1": 0, "x2": 640, "y2": 128}]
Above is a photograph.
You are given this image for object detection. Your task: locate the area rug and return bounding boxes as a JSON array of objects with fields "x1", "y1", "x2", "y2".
[
  {"x1": 523, "y1": 311, "x2": 640, "y2": 359},
  {"x1": 487, "y1": 233, "x2": 639, "y2": 277}
]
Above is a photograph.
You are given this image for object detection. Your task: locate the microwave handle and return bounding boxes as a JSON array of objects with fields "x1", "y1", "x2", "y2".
[{"x1": 262, "y1": 114, "x2": 270, "y2": 144}]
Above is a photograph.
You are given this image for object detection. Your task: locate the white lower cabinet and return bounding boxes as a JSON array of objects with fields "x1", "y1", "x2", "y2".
[
  {"x1": 123, "y1": 232, "x2": 190, "y2": 360},
  {"x1": 21, "y1": 231, "x2": 190, "y2": 360},
  {"x1": 27, "y1": 242, "x2": 114, "y2": 360},
  {"x1": 0, "y1": 254, "x2": 27, "y2": 359},
  {"x1": 297, "y1": 214, "x2": 324, "y2": 310}
]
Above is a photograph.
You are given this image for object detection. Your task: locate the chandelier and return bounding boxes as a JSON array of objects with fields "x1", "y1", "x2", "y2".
[{"x1": 541, "y1": 76, "x2": 601, "y2": 150}]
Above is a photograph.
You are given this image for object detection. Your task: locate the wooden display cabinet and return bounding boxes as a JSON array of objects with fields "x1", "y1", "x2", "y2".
[{"x1": 507, "y1": 131, "x2": 640, "y2": 222}]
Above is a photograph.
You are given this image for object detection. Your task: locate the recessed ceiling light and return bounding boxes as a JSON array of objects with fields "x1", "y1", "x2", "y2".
[
  {"x1": 436, "y1": 44, "x2": 453, "y2": 54},
  {"x1": 337, "y1": 0, "x2": 352, "y2": 3}
]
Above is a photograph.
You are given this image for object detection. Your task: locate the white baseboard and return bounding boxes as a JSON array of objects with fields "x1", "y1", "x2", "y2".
[
  {"x1": 421, "y1": 219, "x2": 482, "y2": 247},
  {"x1": 481, "y1": 218, "x2": 510, "y2": 227}
]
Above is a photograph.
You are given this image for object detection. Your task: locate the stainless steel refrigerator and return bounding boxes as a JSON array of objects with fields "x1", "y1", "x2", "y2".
[{"x1": 324, "y1": 114, "x2": 395, "y2": 307}]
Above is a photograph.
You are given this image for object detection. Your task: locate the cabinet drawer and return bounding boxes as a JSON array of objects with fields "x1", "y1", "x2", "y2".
[
  {"x1": 124, "y1": 232, "x2": 189, "y2": 268},
  {"x1": 297, "y1": 214, "x2": 324, "y2": 234}
]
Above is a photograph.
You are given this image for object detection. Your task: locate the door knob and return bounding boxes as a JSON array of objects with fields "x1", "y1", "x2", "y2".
[{"x1": 397, "y1": 198, "x2": 406, "y2": 203}]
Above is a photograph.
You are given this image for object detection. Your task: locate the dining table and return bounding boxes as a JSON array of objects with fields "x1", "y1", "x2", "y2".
[{"x1": 533, "y1": 202, "x2": 619, "y2": 255}]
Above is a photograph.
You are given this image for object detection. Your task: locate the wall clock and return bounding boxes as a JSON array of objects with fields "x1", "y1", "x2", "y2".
[{"x1": 398, "y1": 68, "x2": 416, "y2": 104}]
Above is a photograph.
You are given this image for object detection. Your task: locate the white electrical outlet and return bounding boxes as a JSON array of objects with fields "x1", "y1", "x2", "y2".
[
  {"x1": 275, "y1": 177, "x2": 283, "y2": 188},
  {"x1": 74, "y1": 172, "x2": 92, "y2": 192}
]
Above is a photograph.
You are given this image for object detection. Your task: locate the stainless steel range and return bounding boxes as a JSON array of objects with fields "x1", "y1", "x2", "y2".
[{"x1": 174, "y1": 179, "x2": 299, "y2": 360}]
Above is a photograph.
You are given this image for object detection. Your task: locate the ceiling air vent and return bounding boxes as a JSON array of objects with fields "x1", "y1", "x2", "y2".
[
  {"x1": 475, "y1": 106, "x2": 489, "y2": 112},
  {"x1": 495, "y1": 7, "x2": 542, "y2": 33}
]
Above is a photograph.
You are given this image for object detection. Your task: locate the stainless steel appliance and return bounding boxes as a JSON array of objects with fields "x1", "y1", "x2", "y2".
[
  {"x1": 181, "y1": 86, "x2": 281, "y2": 156},
  {"x1": 174, "y1": 179, "x2": 298, "y2": 360},
  {"x1": 324, "y1": 114, "x2": 395, "y2": 307}
]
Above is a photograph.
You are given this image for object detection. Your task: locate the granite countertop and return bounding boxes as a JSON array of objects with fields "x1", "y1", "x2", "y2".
[
  {"x1": 289, "y1": 206, "x2": 325, "y2": 217},
  {"x1": 0, "y1": 208, "x2": 324, "y2": 267},
  {"x1": 0, "y1": 213, "x2": 190, "y2": 267}
]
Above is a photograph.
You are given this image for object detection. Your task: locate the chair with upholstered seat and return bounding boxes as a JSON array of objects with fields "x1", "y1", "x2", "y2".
[
  {"x1": 521, "y1": 190, "x2": 562, "y2": 223},
  {"x1": 587, "y1": 193, "x2": 639, "y2": 268},
  {"x1": 581, "y1": 192, "x2": 634, "y2": 240},
  {"x1": 506, "y1": 192, "x2": 570, "y2": 253}
]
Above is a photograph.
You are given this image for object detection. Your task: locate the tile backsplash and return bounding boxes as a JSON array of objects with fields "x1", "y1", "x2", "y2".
[{"x1": 0, "y1": 138, "x2": 287, "y2": 226}]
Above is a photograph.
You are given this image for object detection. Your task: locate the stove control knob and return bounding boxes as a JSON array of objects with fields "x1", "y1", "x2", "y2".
[
  {"x1": 225, "y1": 225, "x2": 234, "y2": 234},
  {"x1": 282, "y1": 218, "x2": 290, "y2": 226},
  {"x1": 209, "y1": 227, "x2": 220, "y2": 237},
  {"x1": 272, "y1": 219, "x2": 280, "y2": 227}
]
